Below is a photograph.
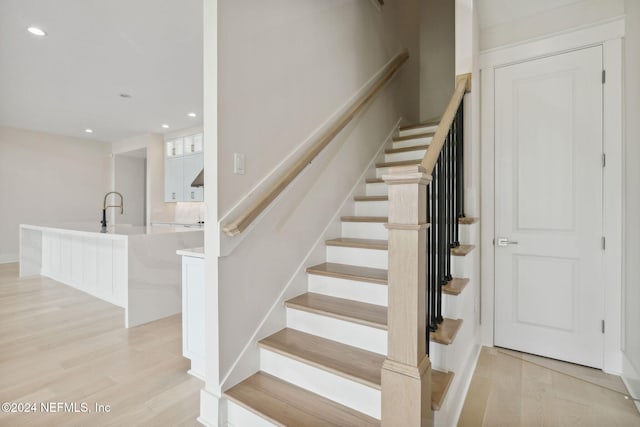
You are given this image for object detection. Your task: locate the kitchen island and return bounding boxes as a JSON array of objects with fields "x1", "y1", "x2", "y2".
[{"x1": 19, "y1": 223, "x2": 204, "y2": 327}]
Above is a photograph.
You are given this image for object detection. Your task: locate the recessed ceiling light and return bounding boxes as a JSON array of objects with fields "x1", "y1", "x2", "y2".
[
  {"x1": 161, "y1": 124, "x2": 170, "y2": 129},
  {"x1": 27, "y1": 26, "x2": 47, "y2": 36},
  {"x1": 188, "y1": 112, "x2": 197, "y2": 118},
  {"x1": 85, "y1": 129, "x2": 94, "y2": 133}
]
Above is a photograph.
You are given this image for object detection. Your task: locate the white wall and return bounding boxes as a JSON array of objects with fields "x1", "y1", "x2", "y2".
[
  {"x1": 112, "y1": 132, "x2": 194, "y2": 224},
  {"x1": 420, "y1": 0, "x2": 455, "y2": 120},
  {"x1": 214, "y1": 0, "x2": 419, "y2": 391},
  {"x1": 623, "y1": 0, "x2": 640, "y2": 399},
  {"x1": 478, "y1": 0, "x2": 624, "y2": 50},
  {"x1": 113, "y1": 153, "x2": 146, "y2": 226},
  {"x1": 0, "y1": 126, "x2": 111, "y2": 262}
]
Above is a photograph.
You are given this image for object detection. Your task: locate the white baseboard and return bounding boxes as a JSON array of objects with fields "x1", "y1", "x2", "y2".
[
  {"x1": 0, "y1": 253, "x2": 18, "y2": 264},
  {"x1": 198, "y1": 388, "x2": 226, "y2": 427},
  {"x1": 449, "y1": 341, "x2": 483, "y2": 426},
  {"x1": 622, "y1": 354, "x2": 640, "y2": 413}
]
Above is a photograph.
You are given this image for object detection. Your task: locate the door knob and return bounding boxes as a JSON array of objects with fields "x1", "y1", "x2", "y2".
[{"x1": 497, "y1": 237, "x2": 518, "y2": 247}]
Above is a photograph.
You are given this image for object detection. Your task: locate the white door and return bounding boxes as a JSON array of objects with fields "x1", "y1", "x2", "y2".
[{"x1": 494, "y1": 46, "x2": 604, "y2": 368}]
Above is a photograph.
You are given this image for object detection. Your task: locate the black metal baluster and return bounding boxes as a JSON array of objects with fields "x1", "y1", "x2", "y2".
[
  {"x1": 429, "y1": 168, "x2": 438, "y2": 332},
  {"x1": 436, "y1": 152, "x2": 444, "y2": 324},
  {"x1": 457, "y1": 103, "x2": 465, "y2": 219}
]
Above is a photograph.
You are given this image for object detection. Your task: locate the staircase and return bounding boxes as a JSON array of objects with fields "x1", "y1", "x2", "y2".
[{"x1": 223, "y1": 121, "x2": 478, "y2": 426}]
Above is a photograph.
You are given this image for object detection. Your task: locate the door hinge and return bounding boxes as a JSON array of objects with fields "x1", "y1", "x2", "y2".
[
  {"x1": 602, "y1": 153, "x2": 606, "y2": 167},
  {"x1": 602, "y1": 320, "x2": 605, "y2": 333},
  {"x1": 602, "y1": 236, "x2": 606, "y2": 250},
  {"x1": 602, "y1": 70, "x2": 606, "y2": 84}
]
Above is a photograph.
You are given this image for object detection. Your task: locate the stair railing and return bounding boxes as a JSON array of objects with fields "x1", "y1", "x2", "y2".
[
  {"x1": 380, "y1": 73, "x2": 470, "y2": 426},
  {"x1": 222, "y1": 49, "x2": 409, "y2": 237},
  {"x1": 426, "y1": 76, "x2": 467, "y2": 349}
]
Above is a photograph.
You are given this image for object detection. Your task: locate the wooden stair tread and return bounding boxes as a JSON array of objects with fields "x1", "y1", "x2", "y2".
[
  {"x1": 341, "y1": 216, "x2": 388, "y2": 223},
  {"x1": 354, "y1": 195, "x2": 388, "y2": 202},
  {"x1": 442, "y1": 278, "x2": 470, "y2": 296},
  {"x1": 392, "y1": 132, "x2": 435, "y2": 142},
  {"x1": 384, "y1": 144, "x2": 429, "y2": 154},
  {"x1": 325, "y1": 238, "x2": 388, "y2": 250},
  {"x1": 225, "y1": 372, "x2": 380, "y2": 427},
  {"x1": 400, "y1": 120, "x2": 440, "y2": 131},
  {"x1": 306, "y1": 262, "x2": 388, "y2": 285},
  {"x1": 430, "y1": 318, "x2": 463, "y2": 345},
  {"x1": 459, "y1": 216, "x2": 479, "y2": 225},
  {"x1": 365, "y1": 177, "x2": 385, "y2": 184},
  {"x1": 286, "y1": 293, "x2": 387, "y2": 330},
  {"x1": 431, "y1": 369, "x2": 454, "y2": 410},
  {"x1": 452, "y1": 244, "x2": 475, "y2": 256},
  {"x1": 375, "y1": 159, "x2": 422, "y2": 168},
  {"x1": 259, "y1": 328, "x2": 384, "y2": 389}
]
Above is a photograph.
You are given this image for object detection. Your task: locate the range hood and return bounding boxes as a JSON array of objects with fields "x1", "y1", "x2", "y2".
[{"x1": 191, "y1": 169, "x2": 204, "y2": 187}]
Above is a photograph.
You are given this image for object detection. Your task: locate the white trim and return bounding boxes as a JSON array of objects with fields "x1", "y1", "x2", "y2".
[
  {"x1": 198, "y1": 388, "x2": 226, "y2": 427},
  {"x1": 480, "y1": 17, "x2": 625, "y2": 68},
  {"x1": 0, "y1": 254, "x2": 18, "y2": 264},
  {"x1": 622, "y1": 354, "x2": 640, "y2": 412},
  {"x1": 480, "y1": 20, "x2": 624, "y2": 373},
  {"x1": 449, "y1": 343, "x2": 482, "y2": 427}
]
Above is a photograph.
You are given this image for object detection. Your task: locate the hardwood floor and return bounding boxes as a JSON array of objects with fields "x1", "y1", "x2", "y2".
[
  {"x1": 459, "y1": 346, "x2": 640, "y2": 426},
  {"x1": 0, "y1": 263, "x2": 202, "y2": 427}
]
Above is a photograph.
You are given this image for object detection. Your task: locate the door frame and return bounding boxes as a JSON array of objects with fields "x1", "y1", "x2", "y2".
[{"x1": 479, "y1": 18, "x2": 624, "y2": 374}]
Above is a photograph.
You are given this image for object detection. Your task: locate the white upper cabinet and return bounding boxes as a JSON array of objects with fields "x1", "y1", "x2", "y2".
[
  {"x1": 183, "y1": 133, "x2": 203, "y2": 155},
  {"x1": 166, "y1": 138, "x2": 184, "y2": 157},
  {"x1": 164, "y1": 131, "x2": 204, "y2": 203}
]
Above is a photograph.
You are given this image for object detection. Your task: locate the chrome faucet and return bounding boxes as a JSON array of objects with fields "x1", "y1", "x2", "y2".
[{"x1": 101, "y1": 191, "x2": 124, "y2": 228}]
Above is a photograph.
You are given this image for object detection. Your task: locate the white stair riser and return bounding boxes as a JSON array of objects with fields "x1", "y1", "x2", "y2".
[
  {"x1": 442, "y1": 293, "x2": 462, "y2": 320},
  {"x1": 260, "y1": 349, "x2": 381, "y2": 419},
  {"x1": 365, "y1": 182, "x2": 388, "y2": 196},
  {"x1": 398, "y1": 125, "x2": 438, "y2": 138},
  {"x1": 392, "y1": 136, "x2": 433, "y2": 150},
  {"x1": 355, "y1": 200, "x2": 388, "y2": 217},
  {"x1": 227, "y1": 401, "x2": 276, "y2": 427},
  {"x1": 459, "y1": 223, "x2": 477, "y2": 243},
  {"x1": 326, "y1": 246, "x2": 388, "y2": 270},
  {"x1": 308, "y1": 274, "x2": 388, "y2": 306},
  {"x1": 286, "y1": 308, "x2": 387, "y2": 355},
  {"x1": 384, "y1": 149, "x2": 427, "y2": 163},
  {"x1": 341, "y1": 222, "x2": 388, "y2": 240}
]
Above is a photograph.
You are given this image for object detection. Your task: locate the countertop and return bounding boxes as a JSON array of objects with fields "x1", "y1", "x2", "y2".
[
  {"x1": 20, "y1": 222, "x2": 204, "y2": 239},
  {"x1": 176, "y1": 247, "x2": 205, "y2": 258}
]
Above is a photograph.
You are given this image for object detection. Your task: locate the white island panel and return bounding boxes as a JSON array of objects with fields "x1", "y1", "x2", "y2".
[{"x1": 20, "y1": 223, "x2": 203, "y2": 327}]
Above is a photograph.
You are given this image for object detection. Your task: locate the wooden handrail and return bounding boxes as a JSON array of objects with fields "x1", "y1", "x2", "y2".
[
  {"x1": 420, "y1": 73, "x2": 471, "y2": 174},
  {"x1": 223, "y1": 49, "x2": 410, "y2": 237}
]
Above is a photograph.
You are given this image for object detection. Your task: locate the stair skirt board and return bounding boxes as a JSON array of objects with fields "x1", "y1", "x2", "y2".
[
  {"x1": 286, "y1": 309, "x2": 387, "y2": 355},
  {"x1": 308, "y1": 274, "x2": 388, "y2": 306},
  {"x1": 259, "y1": 349, "x2": 382, "y2": 419},
  {"x1": 326, "y1": 245, "x2": 388, "y2": 270}
]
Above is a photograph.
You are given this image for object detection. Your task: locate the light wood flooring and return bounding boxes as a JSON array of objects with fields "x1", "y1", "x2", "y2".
[
  {"x1": 0, "y1": 262, "x2": 202, "y2": 427},
  {"x1": 459, "y1": 346, "x2": 640, "y2": 427}
]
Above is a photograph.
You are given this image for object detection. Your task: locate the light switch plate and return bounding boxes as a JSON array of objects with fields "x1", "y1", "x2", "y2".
[{"x1": 234, "y1": 153, "x2": 245, "y2": 175}]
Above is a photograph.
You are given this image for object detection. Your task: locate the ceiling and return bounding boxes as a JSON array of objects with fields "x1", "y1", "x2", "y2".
[{"x1": 0, "y1": 0, "x2": 203, "y2": 143}]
